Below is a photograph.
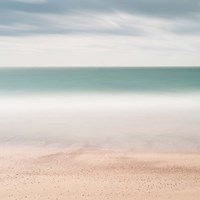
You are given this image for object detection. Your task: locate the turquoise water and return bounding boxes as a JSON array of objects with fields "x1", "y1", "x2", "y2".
[
  {"x1": 0, "y1": 67, "x2": 200, "y2": 151},
  {"x1": 0, "y1": 67, "x2": 200, "y2": 93}
]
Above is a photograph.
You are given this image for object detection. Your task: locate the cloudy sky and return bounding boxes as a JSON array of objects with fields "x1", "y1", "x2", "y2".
[{"x1": 0, "y1": 0, "x2": 200, "y2": 66}]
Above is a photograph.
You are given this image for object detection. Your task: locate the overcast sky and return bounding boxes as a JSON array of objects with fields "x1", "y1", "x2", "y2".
[{"x1": 0, "y1": 0, "x2": 200, "y2": 67}]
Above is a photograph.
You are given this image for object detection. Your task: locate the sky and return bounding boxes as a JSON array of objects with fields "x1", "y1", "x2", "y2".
[{"x1": 0, "y1": 0, "x2": 200, "y2": 67}]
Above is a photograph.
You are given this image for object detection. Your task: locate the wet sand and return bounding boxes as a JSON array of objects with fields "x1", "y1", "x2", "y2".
[{"x1": 0, "y1": 146, "x2": 200, "y2": 200}]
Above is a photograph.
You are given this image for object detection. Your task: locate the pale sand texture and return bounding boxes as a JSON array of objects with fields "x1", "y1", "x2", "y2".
[{"x1": 0, "y1": 146, "x2": 200, "y2": 200}]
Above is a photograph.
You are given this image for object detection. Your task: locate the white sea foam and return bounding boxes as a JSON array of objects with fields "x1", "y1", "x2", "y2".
[{"x1": 0, "y1": 93, "x2": 200, "y2": 152}]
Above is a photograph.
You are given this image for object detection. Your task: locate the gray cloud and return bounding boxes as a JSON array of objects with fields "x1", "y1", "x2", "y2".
[
  {"x1": 171, "y1": 18, "x2": 200, "y2": 35},
  {"x1": 0, "y1": 0, "x2": 200, "y2": 36},
  {"x1": 1, "y1": 0, "x2": 200, "y2": 16}
]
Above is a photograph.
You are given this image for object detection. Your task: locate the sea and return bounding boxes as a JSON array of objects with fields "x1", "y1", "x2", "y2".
[{"x1": 0, "y1": 67, "x2": 200, "y2": 152}]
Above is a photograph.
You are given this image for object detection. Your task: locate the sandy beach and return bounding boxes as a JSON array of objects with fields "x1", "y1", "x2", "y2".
[{"x1": 0, "y1": 146, "x2": 200, "y2": 200}]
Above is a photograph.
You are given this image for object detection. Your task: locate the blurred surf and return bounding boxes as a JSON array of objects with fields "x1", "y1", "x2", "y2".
[{"x1": 0, "y1": 67, "x2": 200, "y2": 152}]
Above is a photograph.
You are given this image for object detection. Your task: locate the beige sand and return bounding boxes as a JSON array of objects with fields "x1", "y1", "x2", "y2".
[{"x1": 0, "y1": 146, "x2": 200, "y2": 200}]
